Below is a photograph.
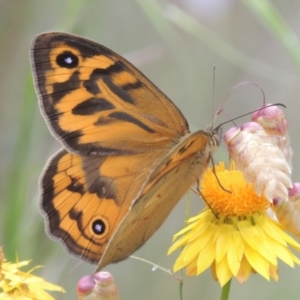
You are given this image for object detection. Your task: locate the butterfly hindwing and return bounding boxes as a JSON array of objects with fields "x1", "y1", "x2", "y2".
[{"x1": 41, "y1": 146, "x2": 178, "y2": 263}]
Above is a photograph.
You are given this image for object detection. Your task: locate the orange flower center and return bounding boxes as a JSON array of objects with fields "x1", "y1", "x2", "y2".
[{"x1": 201, "y1": 162, "x2": 270, "y2": 216}]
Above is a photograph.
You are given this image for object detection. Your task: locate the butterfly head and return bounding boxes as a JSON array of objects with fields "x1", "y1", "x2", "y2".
[{"x1": 206, "y1": 123, "x2": 222, "y2": 152}]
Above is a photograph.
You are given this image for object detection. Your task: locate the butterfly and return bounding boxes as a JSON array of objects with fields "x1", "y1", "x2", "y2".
[{"x1": 31, "y1": 32, "x2": 220, "y2": 271}]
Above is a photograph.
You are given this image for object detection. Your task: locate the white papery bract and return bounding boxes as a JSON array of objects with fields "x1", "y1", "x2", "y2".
[
  {"x1": 224, "y1": 122, "x2": 292, "y2": 201},
  {"x1": 273, "y1": 183, "x2": 300, "y2": 238},
  {"x1": 252, "y1": 104, "x2": 292, "y2": 166}
]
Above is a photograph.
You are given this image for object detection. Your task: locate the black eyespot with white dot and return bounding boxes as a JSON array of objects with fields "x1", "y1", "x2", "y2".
[
  {"x1": 92, "y1": 219, "x2": 106, "y2": 235},
  {"x1": 56, "y1": 51, "x2": 79, "y2": 69}
]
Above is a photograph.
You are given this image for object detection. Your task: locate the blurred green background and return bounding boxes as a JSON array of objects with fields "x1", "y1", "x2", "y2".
[{"x1": 1, "y1": 0, "x2": 300, "y2": 299}]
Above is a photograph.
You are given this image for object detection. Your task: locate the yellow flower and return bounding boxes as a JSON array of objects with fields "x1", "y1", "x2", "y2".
[
  {"x1": 0, "y1": 248, "x2": 64, "y2": 299},
  {"x1": 168, "y1": 162, "x2": 300, "y2": 286}
]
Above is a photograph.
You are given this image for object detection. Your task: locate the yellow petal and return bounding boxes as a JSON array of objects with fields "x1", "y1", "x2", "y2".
[
  {"x1": 196, "y1": 239, "x2": 215, "y2": 274},
  {"x1": 215, "y1": 255, "x2": 232, "y2": 287},
  {"x1": 226, "y1": 228, "x2": 243, "y2": 276},
  {"x1": 236, "y1": 256, "x2": 252, "y2": 284},
  {"x1": 215, "y1": 224, "x2": 232, "y2": 263},
  {"x1": 244, "y1": 243, "x2": 270, "y2": 280}
]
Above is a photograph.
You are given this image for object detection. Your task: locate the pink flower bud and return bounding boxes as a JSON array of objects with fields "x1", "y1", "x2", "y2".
[
  {"x1": 77, "y1": 272, "x2": 119, "y2": 300},
  {"x1": 251, "y1": 104, "x2": 288, "y2": 135}
]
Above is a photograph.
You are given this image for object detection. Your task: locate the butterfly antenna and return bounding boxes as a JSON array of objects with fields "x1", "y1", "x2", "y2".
[
  {"x1": 212, "y1": 65, "x2": 216, "y2": 120},
  {"x1": 211, "y1": 65, "x2": 217, "y2": 129},
  {"x1": 206, "y1": 65, "x2": 218, "y2": 133},
  {"x1": 217, "y1": 103, "x2": 286, "y2": 128}
]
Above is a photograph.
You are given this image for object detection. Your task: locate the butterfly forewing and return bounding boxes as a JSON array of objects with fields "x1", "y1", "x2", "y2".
[{"x1": 31, "y1": 32, "x2": 189, "y2": 156}]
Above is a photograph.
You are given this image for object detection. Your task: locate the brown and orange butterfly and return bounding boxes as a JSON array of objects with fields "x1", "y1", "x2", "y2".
[{"x1": 31, "y1": 32, "x2": 220, "y2": 271}]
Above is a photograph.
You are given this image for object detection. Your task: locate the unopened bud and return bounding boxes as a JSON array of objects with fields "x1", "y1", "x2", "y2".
[{"x1": 77, "y1": 272, "x2": 119, "y2": 300}]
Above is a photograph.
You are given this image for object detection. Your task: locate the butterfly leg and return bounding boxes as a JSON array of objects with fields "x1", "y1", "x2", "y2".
[
  {"x1": 193, "y1": 185, "x2": 219, "y2": 218},
  {"x1": 209, "y1": 153, "x2": 232, "y2": 194}
]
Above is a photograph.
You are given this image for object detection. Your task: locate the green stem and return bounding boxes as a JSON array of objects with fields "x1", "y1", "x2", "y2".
[
  {"x1": 220, "y1": 279, "x2": 231, "y2": 300},
  {"x1": 179, "y1": 269, "x2": 183, "y2": 300}
]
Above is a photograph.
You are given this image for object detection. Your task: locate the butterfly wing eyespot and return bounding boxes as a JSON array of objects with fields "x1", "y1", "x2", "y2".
[
  {"x1": 56, "y1": 51, "x2": 79, "y2": 68},
  {"x1": 32, "y1": 32, "x2": 220, "y2": 268},
  {"x1": 90, "y1": 217, "x2": 108, "y2": 236}
]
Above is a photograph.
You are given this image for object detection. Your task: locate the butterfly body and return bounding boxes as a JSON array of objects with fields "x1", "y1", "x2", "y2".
[{"x1": 31, "y1": 32, "x2": 219, "y2": 269}]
